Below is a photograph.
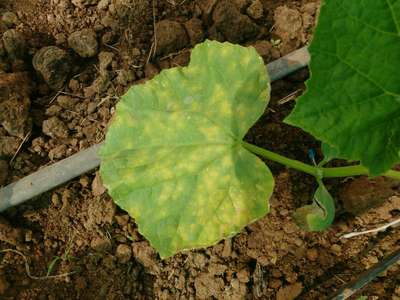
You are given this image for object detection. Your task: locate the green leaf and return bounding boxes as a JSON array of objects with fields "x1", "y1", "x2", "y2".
[
  {"x1": 286, "y1": 0, "x2": 400, "y2": 175},
  {"x1": 320, "y1": 142, "x2": 340, "y2": 166},
  {"x1": 293, "y1": 180, "x2": 335, "y2": 231},
  {"x1": 99, "y1": 40, "x2": 274, "y2": 258}
]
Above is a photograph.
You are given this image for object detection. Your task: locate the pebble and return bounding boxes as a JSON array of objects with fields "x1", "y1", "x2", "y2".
[
  {"x1": 236, "y1": 269, "x2": 250, "y2": 283},
  {"x1": 247, "y1": 0, "x2": 264, "y2": 19},
  {"x1": 42, "y1": 117, "x2": 69, "y2": 139},
  {"x1": 33, "y1": 46, "x2": 71, "y2": 90},
  {"x1": 331, "y1": 244, "x2": 342, "y2": 255},
  {"x1": 184, "y1": 18, "x2": 204, "y2": 46},
  {"x1": 2, "y1": 29, "x2": 26, "y2": 59},
  {"x1": 90, "y1": 236, "x2": 111, "y2": 252},
  {"x1": 97, "y1": 0, "x2": 110, "y2": 10},
  {"x1": 1, "y1": 12, "x2": 18, "y2": 28},
  {"x1": 56, "y1": 95, "x2": 78, "y2": 110},
  {"x1": 87, "y1": 102, "x2": 97, "y2": 114},
  {"x1": 115, "y1": 214, "x2": 129, "y2": 227},
  {"x1": 155, "y1": 20, "x2": 189, "y2": 56},
  {"x1": 115, "y1": 244, "x2": 132, "y2": 263},
  {"x1": 306, "y1": 248, "x2": 318, "y2": 261},
  {"x1": 0, "y1": 160, "x2": 8, "y2": 186},
  {"x1": 276, "y1": 282, "x2": 303, "y2": 300},
  {"x1": 68, "y1": 29, "x2": 98, "y2": 58},
  {"x1": 98, "y1": 51, "x2": 114, "y2": 75},
  {"x1": 252, "y1": 40, "x2": 272, "y2": 58}
]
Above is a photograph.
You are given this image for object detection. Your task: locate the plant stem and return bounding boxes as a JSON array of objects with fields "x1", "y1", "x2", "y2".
[{"x1": 242, "y1": 141, "x2": 400, "y2": 180}]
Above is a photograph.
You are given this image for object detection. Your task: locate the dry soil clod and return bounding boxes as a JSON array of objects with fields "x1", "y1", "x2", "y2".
[{"x1": 33, "y1": 46, "x2": 72, "y2": 90}]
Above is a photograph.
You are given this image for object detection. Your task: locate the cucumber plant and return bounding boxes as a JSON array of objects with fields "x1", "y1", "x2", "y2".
[{"x1": 99, "y1": 0, "x2": 400, "y2": 258}]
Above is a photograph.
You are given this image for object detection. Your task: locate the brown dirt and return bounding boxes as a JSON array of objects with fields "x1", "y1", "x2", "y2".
[{"x1": 0, "y1": 0, "x2": 399, "y2": 299}]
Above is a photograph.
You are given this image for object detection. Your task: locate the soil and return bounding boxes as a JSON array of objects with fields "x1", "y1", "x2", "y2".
[{"x1": 0, "y1": 0, "x2": 399, "y2": 299}]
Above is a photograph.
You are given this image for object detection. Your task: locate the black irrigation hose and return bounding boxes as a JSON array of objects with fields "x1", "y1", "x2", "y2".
[
  {"x1": 330, "y1": 248, "x2": 400, "y2": 300},
  {"x1": 0, "y1": 47, "x2": 310, "y2": 212}
]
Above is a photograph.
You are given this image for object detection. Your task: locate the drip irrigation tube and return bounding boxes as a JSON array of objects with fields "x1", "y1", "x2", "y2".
[
  {"x1": 331, "y1": 248, "x2": 400, "y2": 300},
  {"x1": 0, "y1": 47, "x2": 310, "y2": 212}
]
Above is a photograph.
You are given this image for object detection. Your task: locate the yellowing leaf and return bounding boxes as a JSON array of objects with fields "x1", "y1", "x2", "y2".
[{"x1": 99, "y1": 40, "x2": 274, "y2": 258}]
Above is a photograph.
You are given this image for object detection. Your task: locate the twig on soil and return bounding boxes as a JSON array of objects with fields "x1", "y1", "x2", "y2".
[
  {"x1": 159, "y1": 48, "x2": 190, "y2": 61},
  {"x1": 59, "y1": 91, "x2": 86, "y2": 99},
  {"x1": 104, "y1": 43, "x2": 120, "y2": 52},
  {"x1": 341, "y1": 218, "x2": 400, "y2": 239},
  {"x1": 0, "y1": 249, "x2": 76, "y2": 280},
  {"x1": 49, "y1": 89, "x2": 63, "y2": 104},
  {"x1": 277, "y1": 89, "x2": 301, "y2": 105},
  {"x1": 10, "y1": 131, "x2": 31, "y2": 165},
  {"x1": 146, "y1": 0, "x2": 158, "y2": 64}
]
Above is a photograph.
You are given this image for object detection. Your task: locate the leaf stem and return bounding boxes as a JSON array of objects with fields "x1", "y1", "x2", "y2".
[{"x1": 242, "y1": 141, "x2": 400, "y2": 180}]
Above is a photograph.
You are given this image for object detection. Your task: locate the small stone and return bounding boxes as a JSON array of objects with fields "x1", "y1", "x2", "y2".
[
  {"x1": 24, "y1": 230, "x2": 33, "y2": 242},
  {"x1": 0, "y1": 97, "x2": 31, "y2": 138},
  {"x1": 0, "y1": 160, "x2": 8, "y2": 186},
  {"x1": 48, "y1": 144, "x2": 67, "y2": 160},
  {"x1": 2, "y1": 29, "x2": 26, "y2": 59},
  {"x1": 331, "y1": 244, "x2": 342, "y2": 255},
  {"x1": 115, "y1": 214, "x2": 129, "y2": 227},
  {"x1": 276, "y1": 283, "x2": 303, "y2": 300},
  {"x1": 98, "y1": 51, "x2": 114, "y2": 75},
  {"x1": 90, "y1": 236, "x2": 111, "y2": 252},
  {"x1": 101, "y1": 14, "x2": 118, "y2": 29},
  {"x1": 274, "y1": 6, "x2": 302, "y2": 40},
  {"x1": 247, "y1": 0, "x2": 263, "y2": 19},
  {"x1": 45, "y1": 105, "x2": 62, "y2": 116},
  {"x1": 132, "y1": 241, "x2": 160, "y2": 273},
  {"x1": 51, "y1": 193, "x2": 61, "y2": 206},
  {"x1": 271, "y1": 269, "x2": 282, "y2": 278},
  {"x1": 101, "y1": 31, "x2": 118, "y2": 45},
  {"x1": 184, "y1": 18, "x2": 204, "y2": 46},
  {"x1": 212, "y1": 0, "x2": 259, "y2": 43},
  {"x1": 116, "y1": 244, "x2": 132, "y2": 263},
  {"x1": 68, "y1": 29, "x2": 98, "y2": 58},
  {"x1": 221, "y1": 239, "x2": 232, "y2": 258},
  {"x1": 252, "y1": 40, "x2": 272, "y2": 58},
  {"x1": 306, "y1": 248, "x2": 318, "y2": 262},
  {"x1": 155, "y1": 20, "x2": 189, "y2": 56},
  {"x1": 56, "y1": 95, "x2": 78, "y2": 110},
  {"x1": 269, "y1": 279, "x2": 282, "y2": 289},
  {"x1": 87, "y1": 102, "x2": 97, "y2": 114},
  {"x1": 42, "y1": 117, "x2": 69, "y2": 139},
  {"x1": 115, "y1": 69, "x2": 134, "y2": 86},
  {"x1": 0, "y1": 136, "x2": 20, "y2": 157},
  {"x1": 79, "y1": 176, "x2": 90, "y2": 188},
  {"x1": 2, "y1": 12, "x2": 19, "y2": 28},
  {"x1": 33, "y1": 46, "x2": 71, "y2": 90},
  {"x1": 92, "y1": 171, "x2": 106, "y2": 196},
  {"x1": 236, "y1": 269, "x2": 250, "y2": 283},
  {"x1": 97, "y1": 0, "x2": 110, "y2": 10},
  {"x1": 68, "y1": 79, "x2": 80, "y2": 93},
  {"x1": 54, "y1": 33, "x2": 67, "y2": 46},
  {"x1": 84, "y1": 76, "x2": 110, "y2": 98}
]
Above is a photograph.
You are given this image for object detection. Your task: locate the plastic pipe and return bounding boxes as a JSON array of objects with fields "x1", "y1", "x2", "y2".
[{"x1": 0, "y1": 47, "x2": 310, "y2": 212}]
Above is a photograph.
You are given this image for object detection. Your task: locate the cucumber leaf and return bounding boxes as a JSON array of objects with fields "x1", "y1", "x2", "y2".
[
  {"x1": 99, "y1": 40, "x2": 274, "y2": 258},
  {"x1": 286, "y1": 0, "x2": 400, "y2": 175},
  {"x1": 294, "y1": 180, "x2": 335, "y2": 231}
]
